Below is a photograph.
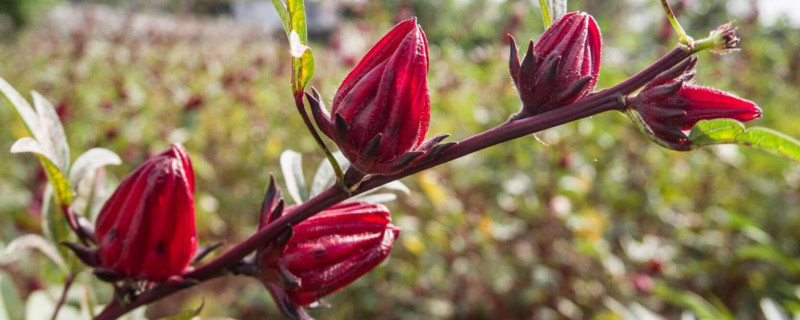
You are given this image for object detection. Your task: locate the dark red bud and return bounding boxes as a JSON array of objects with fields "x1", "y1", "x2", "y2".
[
  {"x1": 509, "y1": 12, "x2": 602, "y2": 118},
  {"x1": 632, "y1": 58, "x2": 761, "y2": 150},
  {"x1": 259, "y1": 201, "x2": 400, "y2": 312},
  {"x1": 94, "y1": 144, "x2": 197, "y2": 282},
  {"x1": 310, "y1": 18, "x2": 430, "y2": 175}
]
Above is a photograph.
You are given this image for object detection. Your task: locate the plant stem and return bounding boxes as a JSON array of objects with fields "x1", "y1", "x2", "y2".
[
  {"x1": 61, "y1": 205, "x2": 94, "y2": 246},
  {"x1": 293, "y1": 93, "x2": 345, "y2": 184},
  {"x1": 94, "y1": 46, "x2": 694, "y2": 320},
  {"x1": 660, "y1": 0, "x2": 693, "y2": 46},
  {"x1": 52, "y1": 274, "x2": 75, "y2": 320}
]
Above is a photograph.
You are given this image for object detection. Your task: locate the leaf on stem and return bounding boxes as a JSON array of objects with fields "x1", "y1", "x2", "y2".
[
  {"x1": 11, "y1": 138, "x2": 73, "y2": 205},
  {"x1": 0, "y1": 271, "x2": 23, "y2": 320},
  {"x1": 280, "y1": 150, "x2": 307, "y2": 204},
  {"x1": 69, "y1": 148, "x2": 122, "y2": 186},
  {"x1": 3, "y1": 234, "x2": 68, "y2": 274},
  {"x1": 2, "y1": 78, "x2": 73, "y2": 205},
  {"x1": 271, "y1": 0, "x2": 315, "y2": 94},
  {"x1": 688, "y1": 119, "x2": 800, "y2": 163}
]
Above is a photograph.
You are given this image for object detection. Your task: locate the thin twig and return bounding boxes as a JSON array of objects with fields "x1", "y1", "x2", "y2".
[{"x1": 52, "y1": 274, "x2": 76, "y2": 320}]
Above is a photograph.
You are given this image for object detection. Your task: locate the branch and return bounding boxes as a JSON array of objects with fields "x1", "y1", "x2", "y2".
[
  {"x1": 52, "y1": 273, "x2": 75, "y2": 320},
  {"x1": 94, "y1": 46, "x2": 694, "y2": 320}
]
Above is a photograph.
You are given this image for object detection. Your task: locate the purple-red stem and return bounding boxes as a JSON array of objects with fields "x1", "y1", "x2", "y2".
[
  {"x1": 94, "y1": 46, "x2": 693, "y2": 320},
  {"x1": 51, "y1": 274, "x2": 75, "y2": 320}
]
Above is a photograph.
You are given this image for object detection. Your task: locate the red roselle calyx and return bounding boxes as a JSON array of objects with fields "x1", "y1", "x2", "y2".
[
  {"x1": 629, "y1": 57, "x2": 761, "y2": 150},
  {"x1": 257, "y1": 180, "x2": 399, "y2": 319},
  {"x1": 308, "y1": 18, "x2": 451, "y2": 176},
  {"x1": 83, "y1": 144, "x2": 198, "y2": 282},
  {"x1": 509, "y1": 12, "x2": 602, "y2": 119}
]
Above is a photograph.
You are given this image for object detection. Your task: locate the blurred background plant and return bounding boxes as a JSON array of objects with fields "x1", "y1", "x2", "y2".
[{"x1": 2, "y1": 0, "x2": 800, "y2": 319}]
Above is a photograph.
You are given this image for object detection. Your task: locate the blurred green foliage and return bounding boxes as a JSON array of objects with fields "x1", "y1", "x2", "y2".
[{"x1": 2, "y1": 0, "x2": 800, "y2": 319}]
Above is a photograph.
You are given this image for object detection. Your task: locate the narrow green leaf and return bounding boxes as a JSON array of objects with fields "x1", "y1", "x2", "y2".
[
  {"x1": 272, "y1": 0, "x2": 314, "y2": 93},
  {"x1": 11, "y1": 138, "x2": 73, "y2": 205},
  {"x1": 41, "y1": 185, "x2": 71, "y2": 261},
  {"x1": 4, "y1": 234, "x2": 68, "y2": 273},
  {"x1": 294, "y1": 49, "x2": 315, "y2": 94},
  {"x1": 280, "y1": 150, "x2": 307, "y2": 204},
  {"x1": 32, "y1": 91, "x2": 70, "y2": 172},
  {"x1": 653, "y1": 284, "x2": 734, "y2": 320},
  {"x1": 736, "y1": 245, "x2": 800, "y2": 275},
  {"x1": 0, "y1": 272, "x2": 23, "y2": 320},
  {"x1": 688, "y1": 119, "x2": 800, "y2": 163},
  {"x1": 270, "y1": 0, "x2": 291, "y2": 36},
  {"x1": 69, "y1": 148, "x2": 122, "y2": 186},
  {"x1": 0, "y1": 76, "x2": 43, "y2": 141}
]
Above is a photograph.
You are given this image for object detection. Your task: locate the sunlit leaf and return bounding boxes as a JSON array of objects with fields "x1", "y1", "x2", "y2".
[
  {"x1": 688, "y1": 119, "x2": 800, "y2": 163},
  {"x1": 69, "y1": 148, "x2": 122, "y2": 186},
  {"x1": 280, "y1": 150, "x2": 307, "y2": 204},
  {"x1": 272, "y1": 0, "x2": 315, "y2": 93},
  {"x1": 0, "y1": 271, "x2": 23, "y2": 320},
  {"x1": 32, "y1": 91, "x2": 70, "y2": 172},
  {"x1": 41, "y1": 186, "x2": 71, "y2": 261},
  {"x1": 0, "y1": 76, "x2": 43, "y2": 141},
  {"x1": 310, "y1": 151, "x2": 349, "y2": 197},
  {"x1": 270, "y1": 0, "x2": 291, "y2": 36},
  {"x1": 3, "y1": 234, "x2": 68, "y2": 274},
  {"x1": 11, "y1": 137, "x2": 73, "y2": 205},
  {"x1": 761, "y1": 298, "x2": 790, "y2": 320}
]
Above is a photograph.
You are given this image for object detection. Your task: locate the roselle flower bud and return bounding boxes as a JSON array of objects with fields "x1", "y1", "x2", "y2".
[
  {"x1": 92, "y1": 144, "x2": 197, "y2": 282},
  {"x1": 509, "y1": 12, "x2": 602, "y2": 119},
  {"x1": 630, "y1": 57, "x2": 761, "y2": 150},
  {"x1": 308, "y1": 18, "x2": 434, "y2": 175},
  {"x1": 258, "y1": 196, "x2": 399, "y2": 319}
]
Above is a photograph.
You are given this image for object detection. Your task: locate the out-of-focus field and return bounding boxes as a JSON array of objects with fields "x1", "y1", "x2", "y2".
[{"x1": 2, "y1": 1, "x2": 800, "y2": 319}]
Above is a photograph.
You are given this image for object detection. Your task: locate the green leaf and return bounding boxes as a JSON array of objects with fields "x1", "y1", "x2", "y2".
[
  {"x1": 11, "y1": 138, "x2": 73, "y2": 206},
  {"x1": 156, "y1": 300, "x2": 203, "y2": 320},
  {"x1": 761, "y1": 298, "x2": 790, "y2": 320},
  {"x1": 280, "y1": 150, "x2": 307, "y2": 204},
  {"x1": 41, "y1": 185, "x2": 72, "y2": 261},
  {"x1": 0, "y1": 76, "x2": 43, "y2": 141},
  {"x1": 32, "y1": 91, "x2": 70, "y2": 172},
  {"x1": 4, "y1": 234, "x2": 68, "y2": 274},
  {"x1": 310, "y1": 151, "x2": 349, "y2": 197},
  {"x1": 688, "y1": 119, "x2": 800, "y2": 163},
  {"x1": 272, "y1": 0, "x2": 315, "y2": 94},
  {"x1": 271, "y1": 0, "x2": 291, "y2": 37},
  {"x1": 736, "y1": 245, "x2": 800, "y2": 275},
  {"x1": 0, "y1": 272, "x2": 23, "y2": 320},
  {"x1": 654, "y1": 283, "x2": 734, "y2": 320},
  {"x1": 69, "y1": 148, "x2": 122, "y2": 186}
]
